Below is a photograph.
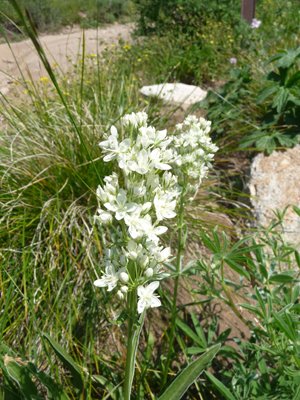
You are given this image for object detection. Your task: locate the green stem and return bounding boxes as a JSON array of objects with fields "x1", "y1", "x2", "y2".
[
  {"x1": 160, "y1": 183, "x2": 186, "y2": 391},
  {"x1": 124, "y1": 261, "x2": 137, "y2": 400},
  {"x1": 124, "y1": 288, "x2": 137, "y2": 400}
]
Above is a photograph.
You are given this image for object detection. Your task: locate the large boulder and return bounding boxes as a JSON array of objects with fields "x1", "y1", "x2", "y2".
[
  {"x1": 245, "y1": 145, "x2": 300, "y2": 244},
  {"x1": 140, "y1": 83, "x2": 207, "y2": 108}
]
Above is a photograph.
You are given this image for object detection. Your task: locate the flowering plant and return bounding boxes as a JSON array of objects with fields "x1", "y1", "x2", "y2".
[{"x1": 93, "y1": 111, "x2": 218, "y2": 398}]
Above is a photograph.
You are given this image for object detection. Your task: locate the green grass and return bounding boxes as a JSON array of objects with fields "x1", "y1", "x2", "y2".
[{"x1": 1, "y1": 0, "x2": 300, "y2": 398}]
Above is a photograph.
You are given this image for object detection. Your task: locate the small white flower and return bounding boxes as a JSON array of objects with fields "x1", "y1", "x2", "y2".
[
  {"x1": 120, "y1": 272, "x2": 129, "y2": 283},
  {"x1": 117, "y1": 290, "x2": 124, "y2": 300},
  {"x1": 94, "y1": 209, "x2": 112, "y2": 225},
  {"x1": 154, "y1": 194, "x2": 176, "y2": 221},
  {"x1": 137, "y1": 281, "x2": 161, "y2": 313},
  {"x1": 144, "y1": 268, "x2": 153, "y2": 278},
  {"x1": 104, "y1": 189, "x2": 137, "y2": 220},
  {"x1": 120, "y1": 286, "x2": 128, "y2": 293},
  {"x1": 94, "y1": 265, "x2": 126, "y2": 291}
]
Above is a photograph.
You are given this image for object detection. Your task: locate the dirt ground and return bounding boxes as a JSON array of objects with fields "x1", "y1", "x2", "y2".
[{"x1": 0, "y1": 22, "x2": 133, "y2": 95}]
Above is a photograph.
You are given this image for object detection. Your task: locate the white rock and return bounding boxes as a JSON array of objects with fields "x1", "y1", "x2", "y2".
[
  {"x1": 140, "y1": 83, "x2": 207, "y2": 107},
  {"x1": 245, "y1": 145, "x2": 300, "y2": 244}
]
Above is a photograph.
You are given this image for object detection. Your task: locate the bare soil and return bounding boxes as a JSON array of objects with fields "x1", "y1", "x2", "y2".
[{"x1": 0, "y1": 22, "x2": 133, "y2": 95}]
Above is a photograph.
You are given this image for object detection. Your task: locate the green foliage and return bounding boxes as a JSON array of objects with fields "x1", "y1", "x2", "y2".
[
  {"x1": 1, "y1": 334, "x2": 86, "y2": 399},
  {"x1": 239, "y1": 47, "x2": 300, "y2": 153},
  {"x1": 135, "y1": 0, "x2": 241, "y2": 38},
  {"x1": 193, "y1": 207, "x2": 300, "y2": 399},
  {"x1": 158, "y1": 345, "x2": 220, "y2": 400},
  {"x1": 0, "y1": 0, "x2": 134, "y2": 33}
]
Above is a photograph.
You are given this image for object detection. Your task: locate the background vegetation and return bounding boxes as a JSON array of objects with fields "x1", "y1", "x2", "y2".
[{"x1": 1, "y1": 0, "x2": 300, "y2": 399}]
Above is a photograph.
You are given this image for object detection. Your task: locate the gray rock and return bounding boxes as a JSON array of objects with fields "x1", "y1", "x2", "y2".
[
  {"x1": 140, "y1": 83, "x2": 207, "y2": 108},
  {"x1": 245, "y1": 145, "x2": 300, "y2": 244}
]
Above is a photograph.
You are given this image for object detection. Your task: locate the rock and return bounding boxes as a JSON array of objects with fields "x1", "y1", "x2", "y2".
[
  {"x1": 140, "y1": 83, "x2": 207, "y2": 107},
  {"x1": 245, "y1": 145, "x2": 300, "y2": 244}
]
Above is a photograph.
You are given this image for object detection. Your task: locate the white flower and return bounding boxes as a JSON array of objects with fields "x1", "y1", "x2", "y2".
[
  {"x1": 124, "y1": 207, "x2": 145, "y2": 239},
  {"x1": 127, "y1": 149, "x2": 150, "y2": 174},
  {"x1": 122, "y1": 112, "x2": 148, "y2": 129},
  {"x1": 143, "y1": 218, "x2": 168, "y2": 242},
  {"x1": 144, "y1": 268, "x2": 153, "y2": 278},
  {"x1": 117, "y1": 290, "x2": 124, "y2": 300},
  {"x1": 154, "y1": 194, "x2": 176, "y2": 221},
  {"x1": 120, "y1": 272, "x2": 129, "y2": 283},
  {"x1": 94, "y1": 265, "x2": 126, "y2": 291},
  {"x1": 94, "y1": 209, "x2": 113, "y2": 225},
  {"x1": 150, "y1": 148, "x2": 172, "y2": 171},
  {"x1": 137, "y1": 281, "x2": 161, "y2": 313},
  {"x1": 99, "y1": 126, "x2": 131, "y2": 162},
  {"x1": 120, "y1": 286, "x2": 128, "y2": 293},
  {"x1": 104, "y1": 189, "x2": 137, "y2": 220}
]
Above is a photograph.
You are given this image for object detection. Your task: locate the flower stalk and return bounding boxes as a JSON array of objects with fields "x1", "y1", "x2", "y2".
[{"x1": 93, "y1": 112, "x2": 218, "y2": 397}]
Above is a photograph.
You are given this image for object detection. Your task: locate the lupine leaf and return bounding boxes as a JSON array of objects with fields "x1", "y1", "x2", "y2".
[
  {"x1": 205, "y1": 372, "x2": 236, "y2": 400},
  {"x1": 158, "y1": 344, "x2": 220, "y2": 400},
  {"x1": 176, "y1": 319, "x2": 205, "y2": 348}
]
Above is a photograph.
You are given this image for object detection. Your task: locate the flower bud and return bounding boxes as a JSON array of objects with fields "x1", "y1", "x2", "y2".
[
  {"x1": 117, "y1": 290, "x2": 124, "y2": 300},
  {"x1": 144, "y1": 268, "x2": 153, "y2": 278},
  {"x1": 120, "y1": 272, "x2": 129, "y2": 283},
  {"x1": 120, "y1": 286, "x2": 128, "y2": 293}
]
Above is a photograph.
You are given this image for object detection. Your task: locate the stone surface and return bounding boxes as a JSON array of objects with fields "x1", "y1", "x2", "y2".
[
  {"x1": 140, "y1": 83, "x2": 207, "y2": 107},
  {"x1": 245, "y1": 145, "x2": 300, "y2": 244}
]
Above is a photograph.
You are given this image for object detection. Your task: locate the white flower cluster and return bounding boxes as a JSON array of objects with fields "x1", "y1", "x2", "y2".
[
  {"x1": 173, "y1": 115, "x2": 218, "y2": 187},
  {"x1": 93, "y1": 112, "x2": 218, "y2": 314}
]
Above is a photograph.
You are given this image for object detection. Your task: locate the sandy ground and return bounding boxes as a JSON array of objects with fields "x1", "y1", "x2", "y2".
[{"x1": 0, "y1": 23, "x2": 133, "y2": 94}]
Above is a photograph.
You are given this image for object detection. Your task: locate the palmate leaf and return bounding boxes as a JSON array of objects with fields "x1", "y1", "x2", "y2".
[
  {"x1": 158, "y1": 344, "x2": 220, "y2": 400},
  {"x1": 272, "y1": 87, "x2": 290, "y2": 112},
  {"x1": 256, "y1": 85, "x2": 278, "y2": 104}
]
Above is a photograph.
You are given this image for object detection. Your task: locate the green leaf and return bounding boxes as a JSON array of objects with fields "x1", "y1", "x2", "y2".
[
  {"x1": 276, "y1": 50, "x2": 297, "y2": 69},
  {"x1": 42, "y1": 333, "x2": 85, "y2": 398},
  {"x1": 190, "y1": 311, "x2": 207, "y2": 347},
  {"x1": 186, "y1": 347, "x2": 206, "y2": 355},
  {"x1": 6, "y1": 361, "x2": 39, "y2": 400},
  {"x1": 198, "y1": 232, "x2": 218, "y2": 253},
  {"x1": 125, "y1": 311, "x2": 145, "y2": 398},
  {"x1": 272, "y1": 87, "x2": 290, "y2": 112},
  {"x1": 0, "y1": 384, "x2": 22, "y2": 400},
  {"x1": 207, "y1": 316, "x2": 217, "y2": 346},
  {"x1": 92, "y1": 376, "x2": 118, "y2": 400},
  {"x1": 254, "y1": 287, "x2": 267, "y2": 318},
  {"x1": 287, "y1": 71, "x2": 300, "y2": 88},
  {"x1": 26, "y1": 362, "x2": 70, "y2": 400},
  {"x1": 256, "y1": 353, "x2": 270, "y2": 390},
  {"x1": 158, "y1": 344, "x2": 220, "y2": 400},
  {"x1": 256, "y1": 85, "x2": 278, "y2": 104},
  {"x1": 269, "y1": 273, "x2": 297, "y2": 283},
  {"x1": 225, "y1": 258, "x2": 250, "y2": 280},
  {"x1": 272, "y1": 312, "x2": 296, "y2": 341},
  {"x1": 176, "y1": 319, "x2": 205, "y2": 348},
  {"x1": 237, "y1": 304, "x2": 265, "y2": 319},
  {"x1": 214, "y1": 329, "x2": 231, "y2": 345},
  {"x1": 264, "y1": 52, "x2": 285, "y2": 66},
  {"x1": 292, "y1": 381, "x2": 300, "y2": 400},
  {"x1": 205, "y1": 371, "x2": 236, "y2": 400}
]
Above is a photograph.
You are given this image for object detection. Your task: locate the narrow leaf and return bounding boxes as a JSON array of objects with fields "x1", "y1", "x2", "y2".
[
  {"x1": 176, "y1": 320, "x2": 204, "y2": 348},
  {"x1": 42, "y1": 333, "x2": 85, "y2": 398},
  {"x1": 6, "y1": 361, "x2": 38, "y2": 400},
  {"x1": 205, "y1": 371, "x2": 236, "y2": 400},
  {"x1": 159, "y1": 345, "x2": 220, "y2": 400},
  {"x1": 190, "y1": 311, "x2": 207, "y2": 347}
]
